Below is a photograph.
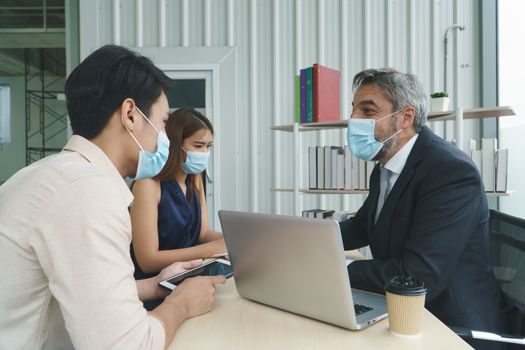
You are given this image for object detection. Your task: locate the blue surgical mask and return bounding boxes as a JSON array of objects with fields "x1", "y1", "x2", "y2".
[
  {"x1": 347, "y1": 110, "x2": 402, "y2": 161},
  {"x1": 182, "y1": 147, "x2": 210, "y2": 174},
  {"x1": 126, "y1": 107, "x2": 170, "y2": 180}
]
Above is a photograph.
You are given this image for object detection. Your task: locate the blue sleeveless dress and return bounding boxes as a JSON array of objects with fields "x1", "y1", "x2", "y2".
[{"x1": 132, "y1": 177, "x2": 201, "y2": 279}]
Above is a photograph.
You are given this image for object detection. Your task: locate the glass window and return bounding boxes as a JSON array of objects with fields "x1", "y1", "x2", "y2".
[
  {"x1": 498, "y1": 0, "x2": 525, "y2": 218},
  {"x1": 166, "y1": 79, "x2": 206, "y2": 110}
]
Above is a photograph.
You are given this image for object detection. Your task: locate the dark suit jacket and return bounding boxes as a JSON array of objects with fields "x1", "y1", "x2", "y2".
[{"x1": 340, "y1": 126, "x2": 505, "y2": 334}]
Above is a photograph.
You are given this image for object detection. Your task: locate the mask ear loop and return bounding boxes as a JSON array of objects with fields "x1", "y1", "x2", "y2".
[
  {"x1": 381, "y1": 128, "x2": 403, "y2": 144},
  {"x1": 379, "y1": 109, "x2": 406, "y2": 144},
  {"x1": 376, "y1": 109, "x2": 401, "y2": 123},
  {"x1": 122, "y1": 113, "x2": 145, "y2": 152},
  {"x1": 129, "y1": 106, "x2": 163, "y2": 152},
  {"x1": 136, "y1": 106, "x2": 161, "y2": 134},
  {"x1": 126, "y1": 128, "x2": 145, "y2": 151}
]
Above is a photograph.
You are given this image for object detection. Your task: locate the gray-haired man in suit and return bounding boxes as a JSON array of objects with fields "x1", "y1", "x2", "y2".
[{"x1": 341, "y1": 68, "x2": 506, "y2": 350}]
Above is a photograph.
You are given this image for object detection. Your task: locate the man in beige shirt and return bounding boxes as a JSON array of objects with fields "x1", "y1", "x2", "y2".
[{"x1": 0, "y1": 45, "x2": 225, "y2": 350}]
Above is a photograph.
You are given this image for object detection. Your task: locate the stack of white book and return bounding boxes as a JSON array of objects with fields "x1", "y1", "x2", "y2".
[
  {"x1": 463, "y1": 138, "x2": 508, "y2": 193},
  {"x1": 308, "y1": 145, "x2": 376, "y2": 191}
]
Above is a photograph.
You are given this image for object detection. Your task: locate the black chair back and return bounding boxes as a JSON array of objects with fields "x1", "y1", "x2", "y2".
[{"x1": 489, "y1": 209, "x2": 525, "y2": 347}]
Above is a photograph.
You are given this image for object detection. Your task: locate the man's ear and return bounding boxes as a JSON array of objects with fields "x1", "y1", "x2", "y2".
[
  {"x1": 120, "y1": 98, "x2": 138, "y2": 131},
  {"x1": 400, "y1": 106, "x2": 416, "y2": 129}
]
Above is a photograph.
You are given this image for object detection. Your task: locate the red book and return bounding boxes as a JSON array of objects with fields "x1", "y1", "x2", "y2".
[{"x1": 313, "y1": 64, "x2": 341, "y2": 122}]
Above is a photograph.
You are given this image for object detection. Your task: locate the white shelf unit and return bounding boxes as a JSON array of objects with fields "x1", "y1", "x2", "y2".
[
  {"x1": 272, "y1": 106, "x2": 516, "y2": 216},
  {"x1": 271, "y1": 188, "x2": 514, "y2": 196}
]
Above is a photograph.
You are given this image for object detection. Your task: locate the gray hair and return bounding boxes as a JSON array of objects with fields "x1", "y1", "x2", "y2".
[{"x1": 352, "y1": 68, "x2": 428, "y2": 132}]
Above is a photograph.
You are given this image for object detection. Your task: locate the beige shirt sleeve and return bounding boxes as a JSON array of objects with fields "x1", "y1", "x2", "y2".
[{"x1": 28, "y1": 175, "x2": 165, "y2": 350}]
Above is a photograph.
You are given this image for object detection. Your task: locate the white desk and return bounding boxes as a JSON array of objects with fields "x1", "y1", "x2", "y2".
[{"x1": 168, "y1": 280, "x2": 472, "y2": 350}]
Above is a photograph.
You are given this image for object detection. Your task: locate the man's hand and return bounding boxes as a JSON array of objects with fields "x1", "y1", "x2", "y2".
[
  {"x1": 149, "y1": 272, "x2": 226, "y2": 344},
  {"x1": 165, "y1": 275, "x2": 227, "y2": 319},
  {"x1": 154, "y1": 259, "x2": 204, "y2": 299}
]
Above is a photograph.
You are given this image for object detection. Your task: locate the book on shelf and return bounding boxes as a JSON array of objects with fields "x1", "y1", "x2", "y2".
[
  {"x1": 297, "y1": 63, "x2": 341, "y2": 124},
  {"x1": 496, "y1": 149, "x2": 508, "y2": 193},
  {"x1": 462, "y1": 138, "x2": 509, "y2": 194},
  {"x1": 471, "y1": 150, "x2": 482, "y2": 174},
  {"x1": 337, "y1": 147, "x2": 345, "y2": 190},
  {"x1": 330, "y1": 146, "x2": 338, "y2": 190},
  {"x1": 316, "y1": 210, "x2": 335, "y2": 219},
  {"x1": 308, "y1": 146, "x2": 317, "y2": 189},
  {"x1": 295, "y1": 75, "x2": 300, "y2": 123},
  {"x1": 330, "y1": 146, "x2": 341, "y2": 190},
  {"x1": 358, "y1": 159, "x2": 366, "y2": 190},
  {"x1": 304, "y1": 145, "x2": 373, "y2": 191},
  {"x1": 313, "y1": 63, "x2": 340, "y2": 122},
  {"x1": 299, "y1": 69, "x2": 307, "y2": 123},
  {"x1": 463, "y1": 139, "x2": 477, "y2": 157},
  {"x1": 344, "y1": 146, "x2": 352, "y2": 190},
  {"x1": 481, "y1": 138, "x2": 497, "y2": 192},
  {"x1": 332, "y1": 211, "x2": 356, "y2": 222},
  {"x1": 316, "y1": 146, "x2": 325, "y2": 189},
  {"x1": 365, "y1": 161, "x2": 375, "y2": 190},
  {"x1": 305, "y1": 67, "x2": 314, "y2": 123},
  {"x1": 351, "y1": 153, "x2": 359, "y2": 190},
  {"x1": 301, "y1": 209, "x2": 355, "y2": 222},
  {"x1": 324, "y1": 146, "x2": 332, "y2": 189},
  {"x1": 301, "y1": 209, "x2": 324, "y2": 218}
]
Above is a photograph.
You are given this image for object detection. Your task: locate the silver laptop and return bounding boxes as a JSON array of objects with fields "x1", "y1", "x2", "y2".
[{"x1": 218, "y1": 210, "x2": 388, "y2": 330}]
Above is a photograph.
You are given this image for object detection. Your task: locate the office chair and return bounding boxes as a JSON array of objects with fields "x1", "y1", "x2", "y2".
[{"x1": 453, "y1": 209, "x2": 525, "y2": 348}]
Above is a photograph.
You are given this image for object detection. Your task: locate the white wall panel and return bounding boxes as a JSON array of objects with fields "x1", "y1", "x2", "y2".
[
  {"x1": 122, "y1": 0, "x2": 138, "y2": 46},
  {"x1": 233, "y1": 0, "x2": 251, "y2": 212},
  {"x1": 256, "y1": 0, "x2": 273, "y2": 212},
  {"x1": 414, "y1": 0, "x2": 431, "y2": 81},
  {"x1": 79, "y1": 0, "x2": 482, "y2": 216},
  {"x1": 347, "y1": 1, "x2": 364, "y2": 72},
  {"x1": 100, "y1": 0, "x2": 114, "y2": 45},
  {"x1": 368, "y1": 0, "x2": 386, "y2": 68},
  {"x1": 165, "y1": 0, "x2": 182, "y2": 46},
  {"x1": 324, "y1": 0, "x2": 340, "y2": 69},
  {"x1": 188, "y1": 0, "x2": 205, "y2": 46},
  {"x1": 211, "y1": 0, "x2": 229, "y2": 46},
  {"x1": 141, "y1": 0, "x2": 158, "y2": 46}
]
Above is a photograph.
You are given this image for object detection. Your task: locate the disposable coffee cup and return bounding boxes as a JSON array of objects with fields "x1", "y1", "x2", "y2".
[{"x1": 385, "y1": 275, "x2": 427, "y2": 336}]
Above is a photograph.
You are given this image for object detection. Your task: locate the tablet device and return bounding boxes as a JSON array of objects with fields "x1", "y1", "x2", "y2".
[{"x1": 158, "y1": 258, "x2": 233, "y2": 290}]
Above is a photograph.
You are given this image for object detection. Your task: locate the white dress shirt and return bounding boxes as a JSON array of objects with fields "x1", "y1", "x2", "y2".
[
  {"x1": 0, "y1": 135, "x2": 165, "y2": 350},
  {"x1": 375, "y1": 133, "x2": 419, "y2": 217},
  {"x1": 383, "y1": 133, "x2": 419, "y2": 192}
]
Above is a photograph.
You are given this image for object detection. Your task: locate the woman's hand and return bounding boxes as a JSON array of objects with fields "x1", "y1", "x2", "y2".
[{"x1": 207, "y1": 237, "x2": 228, "y2": 258}]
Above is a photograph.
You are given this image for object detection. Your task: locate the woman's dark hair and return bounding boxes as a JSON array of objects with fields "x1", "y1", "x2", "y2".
[
  {"x1": 155, "y1": 108, "x2": 214, "y2": 204},
  {"x1": 65, "y1": 45, "x2": 173, "y2": 139}
]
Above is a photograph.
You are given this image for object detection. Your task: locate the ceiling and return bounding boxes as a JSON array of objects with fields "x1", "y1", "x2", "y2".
[{"x1": 0, "y1": 0, "x2": 65, "y2": 77}]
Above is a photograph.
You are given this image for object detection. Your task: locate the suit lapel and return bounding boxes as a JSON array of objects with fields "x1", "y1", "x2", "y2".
[
  {"x1": 378, "y1": 168, "x2": 414, "y2": 222},
  {"x1": 373, "y1": 127, "x2": 435, "y2": 242}
]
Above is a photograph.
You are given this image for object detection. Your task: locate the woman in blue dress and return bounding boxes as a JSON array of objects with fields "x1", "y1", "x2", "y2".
[{"x1": 131, "y1": 108, "x2": 227, "y2": 280}]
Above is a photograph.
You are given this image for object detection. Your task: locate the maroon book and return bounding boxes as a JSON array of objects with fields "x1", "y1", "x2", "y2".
[{"x1": 313, "y1": 63, "x2": 341, "y2": 122}]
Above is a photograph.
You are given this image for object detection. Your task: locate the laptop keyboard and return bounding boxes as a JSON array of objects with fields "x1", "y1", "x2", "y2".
[{"x1": 354, "y1": 303, "x2": 374, "y2": 316}]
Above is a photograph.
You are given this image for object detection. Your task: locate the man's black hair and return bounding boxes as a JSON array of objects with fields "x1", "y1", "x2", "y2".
[{"x1": 65, "y1": 45, "x2": 173, "y2": 139}]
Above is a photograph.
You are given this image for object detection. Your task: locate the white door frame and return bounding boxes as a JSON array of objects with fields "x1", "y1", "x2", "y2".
[{"x1": 133, "y1": 47, "x2": 237, "y2": 230}]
